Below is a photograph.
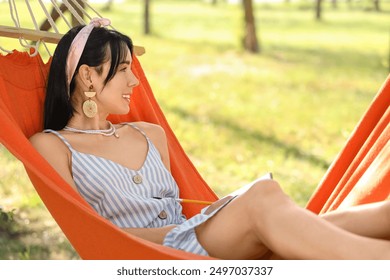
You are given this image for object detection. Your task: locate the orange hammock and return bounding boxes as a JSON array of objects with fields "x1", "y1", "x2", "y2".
[{"x1": 0, "y1": 51, "x2": 389, "y2": 259}]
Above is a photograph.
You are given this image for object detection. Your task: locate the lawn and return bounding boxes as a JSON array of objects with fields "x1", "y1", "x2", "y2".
[{"x1": 0, "y1": 0, "x2": 389, "y2": 259}]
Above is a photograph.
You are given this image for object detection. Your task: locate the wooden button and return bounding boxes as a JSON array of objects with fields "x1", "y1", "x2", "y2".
[
  {"x1": 132, "y1": 174, "x2": 143, "y2": 184},
  {"x1": 158, "y1": 210, "x2": 167, "y2": 220}
]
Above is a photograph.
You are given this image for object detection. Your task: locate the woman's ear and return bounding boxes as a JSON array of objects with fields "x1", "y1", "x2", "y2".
[{"x1": 78, "y1": 64, "x2": 92, "y2": 87}]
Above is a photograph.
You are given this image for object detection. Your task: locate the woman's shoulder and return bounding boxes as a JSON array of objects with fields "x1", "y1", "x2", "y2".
[
  {"x1": 29, "y1": 131, "x2": 75, "y2": 188},
  {"x1": 127, "y1": 122, "x2": 169, "y2": 162},
  {"x1": 127, "y1": 121, "x2": 166, "y2": 139},
  {"x1": 29, "y1": 131, "x2": 53, "y2": 145},
  {"x1": 29, "y1": 131, "x2": 69, "y2": 154}
]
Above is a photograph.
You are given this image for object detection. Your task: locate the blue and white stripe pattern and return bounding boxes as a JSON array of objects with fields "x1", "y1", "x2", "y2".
[
  {"x1": 44, "y1": 123, "x2": 214, "y2": 256},
  {"x1": 164, "y1": 195, "x2": 236, "y2": 255}
]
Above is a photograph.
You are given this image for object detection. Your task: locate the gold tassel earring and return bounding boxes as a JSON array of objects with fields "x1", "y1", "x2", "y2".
[{"x1": 82, "y1": 84, "x2": 97, "y2": 118}]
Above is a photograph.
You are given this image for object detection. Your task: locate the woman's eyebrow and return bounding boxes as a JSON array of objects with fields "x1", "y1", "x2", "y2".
[{"x1": 120, "y1": 60, "x2": 131, "y2": 65}]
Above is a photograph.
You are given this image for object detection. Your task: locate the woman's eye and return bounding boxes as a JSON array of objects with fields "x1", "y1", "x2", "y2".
[{"x1": 120, "y1": 67, "x2": 127, "y2": 72}]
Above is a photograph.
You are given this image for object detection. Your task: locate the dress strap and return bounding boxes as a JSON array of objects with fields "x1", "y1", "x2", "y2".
[
  {"x1": 43, "y1": 129, "x2": 74, "y2": 151},
  {"x1": 121, "y1": 123, "x2": 149, "y2": 140}
]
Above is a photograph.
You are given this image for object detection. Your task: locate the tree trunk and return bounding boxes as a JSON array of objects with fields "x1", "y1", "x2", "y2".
[
  {"x1": 332, "y1": 0, "x2": 337, "y2": 9},
  {"x1": 315, "y1": 0, "x2": 322, "y2": 21},
  {"x1": 39, "y1": 0, "x2": 85, "y2": 31},
  {"x1": 373, "y1": 0, "x2": 380, "y2": 11},
  {"x1": 347, "y1": 0, "x2": 352, "y2": 9},
  {"x1": 242, "y1": 0, "x2": 260, "y2": 53},
  {"x1": 144, "y1": 0, "x2": 151, "y2": 35}
]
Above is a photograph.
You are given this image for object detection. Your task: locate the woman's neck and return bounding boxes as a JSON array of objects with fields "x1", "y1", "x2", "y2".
[{"x1": 66, "y1": 114, "x2": 111, "y2": 130}]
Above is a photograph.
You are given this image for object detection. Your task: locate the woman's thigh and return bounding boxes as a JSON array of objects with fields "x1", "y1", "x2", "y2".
[{"x1": 195, "y1": 194, "x2": 270, "y2": 259}]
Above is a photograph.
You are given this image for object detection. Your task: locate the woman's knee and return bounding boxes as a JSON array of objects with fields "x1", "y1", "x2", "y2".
[
  {"x1": 237, "y1": 179, "x2": 292, "y2": 244},
  {"x1": 244, "y1": 179, "x2": 290, "y2": 213},
  {"x1": 247, "y1": 179, "x2": 285, "y2": 200}
]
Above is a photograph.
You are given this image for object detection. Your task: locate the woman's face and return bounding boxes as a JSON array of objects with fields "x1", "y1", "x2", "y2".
[{"x1": 92, "y1": 48, "x2": 139, "y2": 116}]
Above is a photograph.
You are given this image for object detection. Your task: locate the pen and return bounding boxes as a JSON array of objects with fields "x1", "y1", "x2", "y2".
[
  {"x1": 153, "y1": 197, "x2": 213, "y2": 205},
  {"x1": 176, "y1": 198, "x2": 213, "y2": 205}
]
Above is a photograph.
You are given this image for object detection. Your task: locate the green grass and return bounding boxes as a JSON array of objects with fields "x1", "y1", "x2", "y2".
[
  {"x1": 0, "y1": 0, "x2": 389, "y2": 259},
  {"x1": 0, "y1": 146, "x2": 78, "y2": 259}
]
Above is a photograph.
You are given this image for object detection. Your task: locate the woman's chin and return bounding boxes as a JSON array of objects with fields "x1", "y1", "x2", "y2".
[
  {"x1": 111, "y1": 107, "x2": 130, "y2": 116},
  {"x1": 121, "y1": 107, "x2": 131, "y2": 115}
]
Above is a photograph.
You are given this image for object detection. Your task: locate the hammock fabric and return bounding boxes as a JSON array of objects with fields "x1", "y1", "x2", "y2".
[
  {"x1": 306, "y1": 74, "x2": 390, "y2": 214},
  {"x1": 0, "y1": 50, "x2": 389, "y2": 259}
]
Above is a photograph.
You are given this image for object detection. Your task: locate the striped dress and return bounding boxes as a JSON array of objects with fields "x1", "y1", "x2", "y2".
[{"x1": 44, "y1": 123, "x2": 225, "y2": 256}]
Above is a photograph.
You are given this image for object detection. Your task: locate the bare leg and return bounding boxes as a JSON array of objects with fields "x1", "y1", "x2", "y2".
[
  {"x1": 322, "y1": 201, "x2": 390, "y2": 240},
  {"x1": 195, "y1": 192, "x2": 271, "y2": 259},
  {"x1": 195, "y1": 180, "x2": 390, "y2": 259}
]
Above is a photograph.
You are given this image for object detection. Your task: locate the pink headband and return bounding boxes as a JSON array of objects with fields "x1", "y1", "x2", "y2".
[{"x1": 66, "y1": 17, "x2": 111, "y2": 97}]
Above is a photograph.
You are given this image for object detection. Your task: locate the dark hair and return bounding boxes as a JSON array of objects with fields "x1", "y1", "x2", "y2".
[{"x1": 44, "y1": 26, "x2": 134, "y2": 130}]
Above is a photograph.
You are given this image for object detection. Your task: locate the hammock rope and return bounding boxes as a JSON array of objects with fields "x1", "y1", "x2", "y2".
[
  {"x1": 38, "y1": 0, "x2": 61, "y2": 33},
  {"x1": 0, "y1": 0, "x2": 144, "y2": 57},
  {"x1": 62, "y1": 0, "x2": 87, "y2": 25}
]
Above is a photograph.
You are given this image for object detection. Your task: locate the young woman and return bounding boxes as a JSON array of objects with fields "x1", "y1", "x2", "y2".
[{"x1": 30, "y1": 18, "x2": 390, "y2": 259}]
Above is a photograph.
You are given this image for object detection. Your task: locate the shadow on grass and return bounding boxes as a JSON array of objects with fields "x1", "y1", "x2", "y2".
[
  {"x1": 148, "y1": 31, "x2": 388, "y2": 76},
  {"x1": 148, "y1": 32, "x2": 238, "y2": 54},
  {"x1": 163, "y1": 102, "x2": 330, "y2": 170},
  {"x1": 264, "y1": 43, "x2": 388, "y2": 74}
]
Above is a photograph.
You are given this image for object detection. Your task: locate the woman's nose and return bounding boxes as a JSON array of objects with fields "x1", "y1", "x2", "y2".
[{"x1": 128, "y1": 71, "x2": 139, "y2": 88}]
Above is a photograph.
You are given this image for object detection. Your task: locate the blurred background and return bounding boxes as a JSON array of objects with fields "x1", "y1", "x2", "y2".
[{"x1": 0, "y1": 0, "x2": 389, "y2": 259}]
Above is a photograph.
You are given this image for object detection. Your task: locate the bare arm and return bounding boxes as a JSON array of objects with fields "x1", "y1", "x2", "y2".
[{"x1": 29, "y1": 132, "x2": 78, "y2": 191}]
